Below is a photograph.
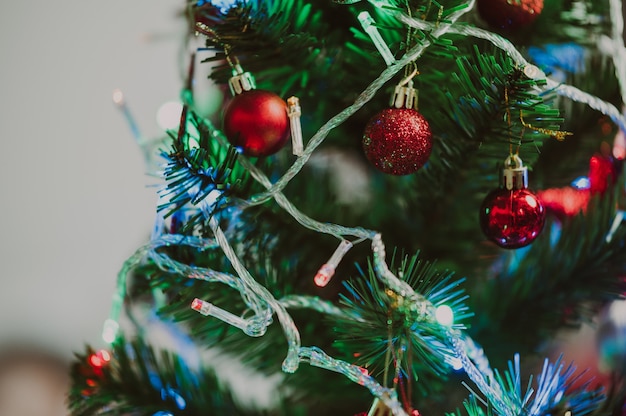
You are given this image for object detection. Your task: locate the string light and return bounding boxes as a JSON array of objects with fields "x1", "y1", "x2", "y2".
[
  {"x1": 287, "y1": 96, "x2": 304, "y2": 156},
  {"x1": 314, "y1": 240, "x2": 354, "y2": 287},
  {"x1": 358, "y1": 11, "x2": 396, "y2": 66},
  {"x1": 435, "y1": 305, "x2": 454, "y2": 326}
]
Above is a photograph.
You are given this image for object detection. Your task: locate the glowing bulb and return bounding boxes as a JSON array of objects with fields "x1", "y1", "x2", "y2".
[
  {"x1": 112, "y1": 88, "x2": 124, "y2": 105},
  {"x1": 571, "y1": 176, "x2": 590, "y2": 189},
  {"x1": 89, "y1": 354, "x2": 103, "y2": 368},
  {"x1": 450, "y1": 358, "x2": 463, "y2": 371},
  {"x1": 609, "y1": 299, "x2": 626, "y2": 327},
  {"x1": 89, "y1": 349, "x2": 111, "y2": 369},
  {"x1": 99, "y1": 350, "x2": 111, "y2": 362},
  {"x1": 613, "y1": 129, "x2": 625, "y2": 160},
  {"x1": 102, "y1": 319, "x2": 119, "y2": 344},
  {"x1": 156, "y1": 101, "x2": 184, "y2": 131},
  {"x1": 435, "y1": 305, "x2": 454, "y2": 326}
]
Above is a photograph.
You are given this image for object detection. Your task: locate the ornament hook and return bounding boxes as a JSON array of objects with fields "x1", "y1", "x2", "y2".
[
  {"x1": 502, "y1": 154, "x2": 528, "y2": 190},
  {"x1": 391, "y1": 63, "x2": 420, "y2": 110}
]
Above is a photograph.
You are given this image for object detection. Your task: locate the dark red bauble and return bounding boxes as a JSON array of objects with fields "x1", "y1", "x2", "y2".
[
  {"x1": 477, "y1": 0, "x2": 544, "y2": 31},
  {"x1": 222, "y1": 89, "x2": 290, "y2": 157},
  {"x1": 480, "y1": 188, "x2": 545, "y2": 249},
  {"x1": 362, "y1": 108, "x2": 433, "y2": 175}
]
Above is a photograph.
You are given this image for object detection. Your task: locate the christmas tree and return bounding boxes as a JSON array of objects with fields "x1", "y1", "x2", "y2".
[{"x1": 69, "y1": 0, "x2": 626, "y2": 415}]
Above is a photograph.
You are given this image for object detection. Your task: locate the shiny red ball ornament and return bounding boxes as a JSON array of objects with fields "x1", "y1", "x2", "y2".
[
  {"x1": 222, "y1": 89, "x2": 290, "y2": 157},
  {"x1": 480, "y1": 155, "x2": 545, "y2": 249},
  {"x1": 477, "y1": 0, "x2": 544, "y2": 31},
  {"x1": 480, "y1": 188, "x2": 546, "y2": 248},
  {"x1": 362, "y1": 108, "x2": 433, "y2": 175}
]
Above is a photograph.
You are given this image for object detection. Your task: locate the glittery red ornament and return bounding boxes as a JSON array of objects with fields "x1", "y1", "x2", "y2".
[
  {"x1": 479, "y1": 155, "x2": 545, "y2": 249},
  {"x1": 477, "y1": 0, "x2": 544, "y2": 31},
  {"x1": 222, "y1": 89, "x2": 290, "y2": 157},
  {"x1": 362, "y1": 108, "x2": 433, "y2": 175}
]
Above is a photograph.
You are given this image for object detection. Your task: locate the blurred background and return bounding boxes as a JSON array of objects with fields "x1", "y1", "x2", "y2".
[{"x1": 0, "y1": 1, "x2": 187, "y2": 414}]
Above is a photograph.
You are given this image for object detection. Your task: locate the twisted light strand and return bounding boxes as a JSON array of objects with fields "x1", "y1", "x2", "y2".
[
  {"x1": 104, "y1": 234, "x2": 220, "y2": 337},
  {"x1": 207, "y1": 216, "x2": 303, "y2": 373},
  {"x1": 279, "y1": 295, "x2": 361, "y2": 319},
  {"x1": 608, "y1": 0, "x2": 626, "y2": 103},
  {"x1": 299, "y1": 347, "x2": 408, "y2": 416},
  {"x1": 239, "y1": 0, "x2": 476, "y2": 207},
  {"x1": 398, "y1": 14, "x2": 626, "y2": 132}
]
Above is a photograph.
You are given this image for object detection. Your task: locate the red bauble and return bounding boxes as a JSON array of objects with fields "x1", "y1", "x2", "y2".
[
  {"x1": 477, "y1": 0, "x2": 544, "y2": 31},
  {"x1": 480, "y1": 188, "x2": 545, "y2": 248},
  {"x1": 222, "y1": 89, "x2": 290, "y2": 157},
  {"x1": 362, "y1": 108, "x2": 433, "y2": 175}
]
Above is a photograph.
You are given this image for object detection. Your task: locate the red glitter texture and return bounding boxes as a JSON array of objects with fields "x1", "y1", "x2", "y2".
[
  {"x1": 223, "y1": 89, "x2": 290, "y2": 157},
  {"x1": 477, "y1": 0, "x2": 544, "y2": 31},
  {"x1": 362, "y1": 108, "x2": 433, "y2": 176},
  {"x1": 480, "y1": 188, "x2": 545, "y2": 249}
]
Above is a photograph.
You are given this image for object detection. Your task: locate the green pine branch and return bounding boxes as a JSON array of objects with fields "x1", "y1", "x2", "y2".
[
  {"x1": 333, "y1": 250, "x2": 471, "y2": 390},
  {"x1": 69, "y1": 337, "x2": 284, "y2": 416},
  {"x1": 469, "y1": 175, "x2": 626, "y2": 366}
]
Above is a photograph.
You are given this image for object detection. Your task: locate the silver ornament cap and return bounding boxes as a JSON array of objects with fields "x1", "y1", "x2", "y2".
[
  {"x1": 502, "y1": 154, "x2": 528, "y2": 190},
  {"x1": 228, "y1": 64, "x2": 256, "y2": 96},
  {"x1": 390, "y1": 79, "x2": 418, "y2": 110}
]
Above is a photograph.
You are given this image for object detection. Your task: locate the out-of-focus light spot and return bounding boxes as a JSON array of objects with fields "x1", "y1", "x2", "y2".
[
  {"x1": 571, "y1": 176, "x2": 590, "y2": 189},
  {"x1": 112, "y1": 88, "x2": 124, "y2": 105},
  {"x1": 554, "y1": 389, "x2": 564, "y2": 403},
  {"x1": 161, "y1": 388, "x2": 187, "y2": 410},
  {"x1": 99, "y1": 350, "x2": 111, "y2": 362},
  {"x1": 102, "y1": 319, "x2": 119, "y2": 344},
  {"x1": 89, "y1": 354, "x2": 102, "y2": 368},
  {"x1": 614, "y1": 130, "x2": 625, "y2": 160},
  {"x1": 435, "y1": 305, "x2": 454, "y2": 326},
  {"x1": 609, "y1": 300, "x2": 626, "y2": 327},
  {"x1": 450, "y1": 358, "x2": 463, "y2": 371},
  {"x1": 156, "y1": 101, "x2": 184, "y2": 131}
]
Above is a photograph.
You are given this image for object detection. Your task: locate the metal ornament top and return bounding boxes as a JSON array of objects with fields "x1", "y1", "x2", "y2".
[
  {"x1": 228, "y1": 64, "x2": 257, "y2": 96},
  {"x1": 502, "y1": 154, "x2": 528, "y2": 190},
  {"x1": 390, "y1": 78, "x2": 418, "y2": 110}
]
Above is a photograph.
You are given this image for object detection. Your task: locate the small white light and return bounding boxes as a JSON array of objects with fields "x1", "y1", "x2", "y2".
[
  {"x1": 112, "y1": 88, "x2": 124, "y2": 105},
  {"x1": 156, "y1": 101, "x2": 184, "y2": 131},
  {"x1": 435, "y1": 305, "x2": 454, "y2": 326},
  {"x1": 102, "y1": 319, "x2": 119, "y2": 344},
  {"x1": 451, "y1": 358, "x2": 463, "y2": 371},
  {"x1": 571, "y1": 176, "x2": 590, "y2": 189}
]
